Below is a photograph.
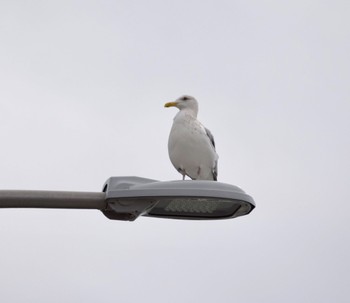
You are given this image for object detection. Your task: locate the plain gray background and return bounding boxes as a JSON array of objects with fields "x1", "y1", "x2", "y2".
[{"x1": 1, "y1": 1, "x2": 349, "y2": 302}]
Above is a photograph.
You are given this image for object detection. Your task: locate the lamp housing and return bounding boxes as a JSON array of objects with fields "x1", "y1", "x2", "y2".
[{"x1": 102, "y1": 177, "x2": 255, "y2": 221}]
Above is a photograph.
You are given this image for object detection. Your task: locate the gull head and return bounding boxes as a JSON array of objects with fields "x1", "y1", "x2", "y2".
[{"x1": 164, "y1": 95, "x2": 198, "y2": 114}]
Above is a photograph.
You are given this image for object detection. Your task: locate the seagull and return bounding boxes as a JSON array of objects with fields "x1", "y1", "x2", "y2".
[{"x1": 164, "y1": 95, "x2": 218, "y2": 181}]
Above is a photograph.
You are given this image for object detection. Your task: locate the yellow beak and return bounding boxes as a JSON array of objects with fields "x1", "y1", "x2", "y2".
[{"x1": 164, "y1": 101, "x2": 178, "y2": 108}]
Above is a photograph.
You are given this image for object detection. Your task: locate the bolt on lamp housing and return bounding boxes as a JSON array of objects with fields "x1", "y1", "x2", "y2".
[{"x1": 102, "y1": 177, "x2": 255, "y2": 221}]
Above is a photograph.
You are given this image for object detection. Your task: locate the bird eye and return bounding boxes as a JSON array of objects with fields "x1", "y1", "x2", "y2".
[{"x1": 182, "y1": 96, "x2": 189, "y2": 101}]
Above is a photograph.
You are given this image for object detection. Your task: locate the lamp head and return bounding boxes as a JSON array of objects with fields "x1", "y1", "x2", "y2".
[{"x1": 102, "y1": 177, "x2": 255, "y2": 221}]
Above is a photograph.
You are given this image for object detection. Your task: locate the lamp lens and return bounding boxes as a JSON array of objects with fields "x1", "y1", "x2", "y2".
[{"x1": 148, "y1": 198, "x2": 241, "y2": 219}]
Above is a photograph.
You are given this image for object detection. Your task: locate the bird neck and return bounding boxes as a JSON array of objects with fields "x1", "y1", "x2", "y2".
[{"x1": 178, "y1": 107, "x2": 198, "y2": 119}]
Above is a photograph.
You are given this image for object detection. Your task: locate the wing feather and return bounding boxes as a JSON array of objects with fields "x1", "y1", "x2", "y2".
[{"x1": 205, "y1": 127, "x2": 216, "y2": 149}]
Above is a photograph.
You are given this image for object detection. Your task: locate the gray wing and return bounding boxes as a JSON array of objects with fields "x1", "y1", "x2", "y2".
[
  {"x1": 205, "y1": 127, "x2": 216, "y2": 149},
  {"x1": 205, "y1": 127, "x2": 218, "y2": 181},
  {"x1": 212, "y1": 160, "x2": 218, "y2": 181}
]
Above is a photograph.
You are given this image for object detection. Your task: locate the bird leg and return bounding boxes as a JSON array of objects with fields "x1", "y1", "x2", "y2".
[
  {"x1": 197, "y1": 166, "x2": 201, "y2": 179},
  {"x1": 177, "y1": 167, "x2": 186, "y2": 181}
]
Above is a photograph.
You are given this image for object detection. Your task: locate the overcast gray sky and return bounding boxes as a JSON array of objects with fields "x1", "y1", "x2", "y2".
[{"x1": 0, "y1": 0, "x2": 349, "y2": 302}]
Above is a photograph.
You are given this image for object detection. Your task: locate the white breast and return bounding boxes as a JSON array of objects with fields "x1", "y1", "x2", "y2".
[{"x1": 168, "y1": 111, "x2": 218, "y2": 180}]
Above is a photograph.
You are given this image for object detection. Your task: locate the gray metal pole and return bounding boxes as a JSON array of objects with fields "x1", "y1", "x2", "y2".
[{"x1": 0, "y1": 190, "x2": 106, "y2": 210}]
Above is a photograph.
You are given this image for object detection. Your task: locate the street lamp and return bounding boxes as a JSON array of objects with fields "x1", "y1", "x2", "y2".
[{"x1": 0, "y1": 177, "x2": 255, "y2": 221}]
